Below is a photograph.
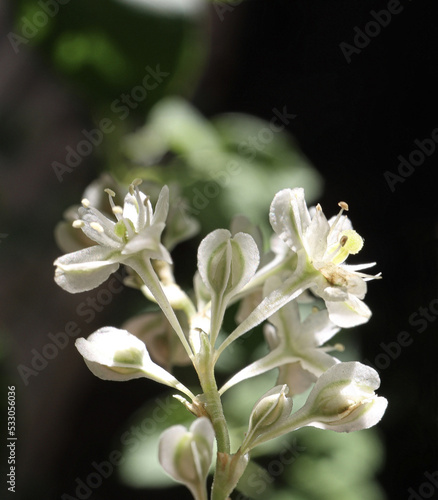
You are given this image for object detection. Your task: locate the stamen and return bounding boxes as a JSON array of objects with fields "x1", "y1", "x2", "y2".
[
  {"x1": 129, "y1": 178, "x2": 143, "y2": 196},
  {"x1": 338, "y1": 201, "x2": 349, "y2": 211},
  {"x1": 112, "y1": 206, "x2": 123, "y2": 215},
  {"x1": 81, "y1": 198, "x2": 90, "y2": 208},
  {"x1": 72, "y1": 220, "x2": 84, "y2": 228},
  {"x1": 104, "y1": 188, "x2": 116, "y2": 197},
  {"x1": 144, "y1": 196, "x2": 151, "y2": 226},
  {"x1": 321, "y1": 343, "x2": 345, "y2": 353},
  {"x1": 90, "y1": 222, "x2": 104, "y2": 233},
  {"x1": 328, "y1": 200, "x2": 349, "y2": 239}
]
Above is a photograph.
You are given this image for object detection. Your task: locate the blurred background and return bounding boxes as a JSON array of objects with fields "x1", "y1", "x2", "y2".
[{"x1": 1, "y1": 0, "x2": 437, "y2": 499}]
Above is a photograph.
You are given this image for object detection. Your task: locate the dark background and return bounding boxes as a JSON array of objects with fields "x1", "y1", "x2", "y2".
[{"x1": 1, "y1": 0, "x2": 437, "y2": 499}]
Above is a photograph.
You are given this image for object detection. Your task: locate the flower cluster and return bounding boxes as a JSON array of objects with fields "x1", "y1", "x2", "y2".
[{"x1": 54, "y1": 178, "x2": 386, "y2": 500}]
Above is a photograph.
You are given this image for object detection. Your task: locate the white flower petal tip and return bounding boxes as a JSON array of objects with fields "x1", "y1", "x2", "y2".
[
  {"x1": 158, "y1": 417, "x2": 214, "y2": 495},
  {"x1": 296, "y1": 361, "x2": 388, "y2": 433}
]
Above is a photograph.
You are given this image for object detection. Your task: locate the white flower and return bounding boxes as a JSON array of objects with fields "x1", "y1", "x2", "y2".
[
  {"x1": 219, "y1": 277, "x2": 341, "y2": 395},
  {"x1": 291, "y1": 361, "x2": 388, "y2": 433},
  {"x1": 54, "y1": 179, "x2": 170, "y2": 293},
  {"x1": 159, "y1": 417, "x2": 214, "y2": 500},
  {"x1": 75, "y1": 327, "x2": 194, "y2": 399},
  {"x1": 246, "y1": 362, "x2": 388, "y2": 450},
  {"x1": 269, "y1": 188, "x2": 380, "y2": 327}
]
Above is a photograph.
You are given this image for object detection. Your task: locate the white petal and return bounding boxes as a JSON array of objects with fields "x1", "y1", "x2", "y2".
[
  {"x1": 122, "y1": 223, "x2": 165, "y2": 254},
  {"x1": 298, "y1": 349, "x2": 340, "y2": 378},
  {"x1": 302, "y1": 309, "x2": 340, "y2": 346},
  {"x1": 303, "y1": 206, "x2": 330, "y2": 261},
  {"x1": 228, "y1": 231, "x2": 260, "y2": 295},
  {"x1": 54, "y1": 246, "x2": 120, "y2": 293},
  {"x1": 153, "y1": 185, "x2": 170, "y2": 225},
  {"x1": 76, "y1": 327, "x2": 192, "y2": 393},
  {"x1": 269, "y1": 188, "x2": 310, "y2": 252},
  {"x1": 197, "y1": 229, "x2": 232, "y2": 295},
  {"x1": 76, "y1": 327, "x2": 149, "y2": 365},
  {"x1": 159, "y1": 424, "x2": 188, "y2": 480},
  {"x1": 326, "y1": 296, "x2": 371, "y2": 328},
  {"x1": 304, "y1": 361, "x2": 381, "y2": 408},
  {"x1": 278, "y1": 362, "x2": 317, "y2": 395},
  {"x1": 310, "y1": 396, "x2": 388, "y2": 433}
]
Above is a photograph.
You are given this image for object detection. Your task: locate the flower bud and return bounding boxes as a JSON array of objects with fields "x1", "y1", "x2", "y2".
[
  {"x1": 197, "y1": 229, "x2": 259, "y2": 301},
  {"x1": 159, "y1": 417, "x2": 214, "y2": 497},
  {"x1": 75, "y1": 327, "x2": 194, "y2": 399},
  {"x1": 241, "y1": 385, "x2": 293, "y2": 454},
  {"x1": 295, "y1": 361, "x2": 388, "y2": 433}
]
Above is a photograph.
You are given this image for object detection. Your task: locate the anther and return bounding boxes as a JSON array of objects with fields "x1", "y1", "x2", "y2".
[
  {"x1": 72, "y1": 220, "x2": 84, "y2": 228},
  {"x1": 338, "y1": 201, "x2": 349, "y2": 211},
  {"x1": 104, "y1": 188, "x2": 116, "y2": 197},
  {"x1": 81, "y1": 198, "x2": 90, "y2": 208},
  {"x1": 112, "y1": 206, "x2": 123, "y2": 215},
  {"x1": 90, "y1": 222, "x2": 104, "y2": 233}
]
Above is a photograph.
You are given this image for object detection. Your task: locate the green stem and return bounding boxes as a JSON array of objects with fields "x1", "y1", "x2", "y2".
[
  {"x1": 199, "y1": 363, "x2": 230, "y2": 455},
  {"x1": 211, "y1": 450, "x2": 249, "y2": 500}
]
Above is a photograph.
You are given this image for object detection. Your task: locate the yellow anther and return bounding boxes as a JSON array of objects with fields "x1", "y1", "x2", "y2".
[
  {"x1": 112, "y1": 206, "x2": 123, "y2": 215},
  {"x1": 72, "y1": 220, "x2": 84, "y2": 228},
  {"x1": 81, "y1": 198, "x2": 90, "y2": 208},
  {"x1": 104, "y1": 188, "x2": 116, "y2": 197}
]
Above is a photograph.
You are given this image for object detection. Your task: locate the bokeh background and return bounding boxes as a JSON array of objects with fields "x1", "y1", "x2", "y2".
[{"x1": 1, "y1": 0, "x2": 437, "y2": 499}]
